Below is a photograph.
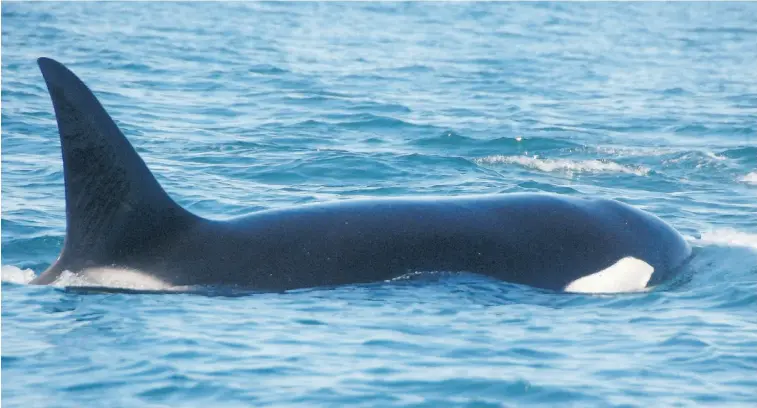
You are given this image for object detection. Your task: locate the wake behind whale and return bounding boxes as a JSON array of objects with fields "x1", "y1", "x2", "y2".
[{"x1": 28, "y1": 57, "x2": 692, "y2": 293}]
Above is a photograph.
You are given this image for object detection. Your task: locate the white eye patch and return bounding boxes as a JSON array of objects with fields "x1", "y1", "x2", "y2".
[{"x1": 564, "y1": 257, "x2": 654, "y2": 294}]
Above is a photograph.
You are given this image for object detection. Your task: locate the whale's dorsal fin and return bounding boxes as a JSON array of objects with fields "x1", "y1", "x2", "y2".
[{"x1": 33, "y1": 58, "x2": 197, "y2": 283}]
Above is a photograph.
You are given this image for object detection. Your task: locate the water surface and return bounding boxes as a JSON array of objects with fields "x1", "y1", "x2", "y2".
[{"x1": 3, "y1": 2, "x2": 757, "y2": 406}]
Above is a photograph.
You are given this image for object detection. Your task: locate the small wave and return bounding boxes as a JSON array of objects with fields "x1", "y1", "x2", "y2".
[
  {"x1": 661, "y1": 87, "x2": 691, "y2": 96},
  {"x1": 385, "y1": 64, "x2": 435, "y2": 74},
  {"x1": 1, "y1": 266, "x2": 37, "y2": 284},
  {"x1": 721, "y1": 146, "x2": 757, "y2": 161},
  {"x1": 483, "y1": 136, "x2": 580, "y2": 150},
  {"x1": 0, "y1": 265, "x2": 246, "y2": 295},
  {"x1": 248, "y1": 64, "x2": 288, "y2": 75},
  {"x1": 0, "y1": 265, "x2": 182, "y2": 291},
  {"x1": 696, "y1": 229, "x2": 757, "y2": 250},
  {"x1": 476, "y1": 155, "x2": 649, "y2": 176},
  {"x1": 414, "y1": 131, "x2": 476, "y2": 146},
  {"x1": 661, "y1": 151, "x2": 732, "y2": 169},
  {"x1": 740, "y1": 172, "x2": 757, "y2": 185},
  {"x1": 338, "y1": 114, "x2": 420, "y2": 129}
]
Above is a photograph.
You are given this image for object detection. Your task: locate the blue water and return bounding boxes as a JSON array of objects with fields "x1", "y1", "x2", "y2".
[{"x1": 3, "y1": 2, "x2": 757, "y2": 406}]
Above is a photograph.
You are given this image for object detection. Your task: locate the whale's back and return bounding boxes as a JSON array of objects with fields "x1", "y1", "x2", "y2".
[{"x1": 29, "y1": 57, "x2": 691, "y2": 293}]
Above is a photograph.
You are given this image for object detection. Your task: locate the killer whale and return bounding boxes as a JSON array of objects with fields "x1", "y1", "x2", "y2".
[{"x1": 29, "y1": 57, "x2": 692, "y2": 292}]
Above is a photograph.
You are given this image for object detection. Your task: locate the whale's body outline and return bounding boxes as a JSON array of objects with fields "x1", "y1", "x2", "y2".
[{"x1": 29, "y1": 57, "x2": 692, "y2": 292}]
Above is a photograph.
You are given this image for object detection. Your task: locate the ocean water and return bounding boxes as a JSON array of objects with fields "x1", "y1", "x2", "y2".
[{"x1": 2, "y1": 2, "x2": 757, "y2": 406}]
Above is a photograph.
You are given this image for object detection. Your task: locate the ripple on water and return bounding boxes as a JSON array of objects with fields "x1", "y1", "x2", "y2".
[{"x1": 3, "y1": 1, "x2": 757, "y2": 407}]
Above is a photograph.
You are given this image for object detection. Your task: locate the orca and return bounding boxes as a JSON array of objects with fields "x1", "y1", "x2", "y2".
[{"x1": 29, "y1": 57, "x2": 692, "y2": 293}]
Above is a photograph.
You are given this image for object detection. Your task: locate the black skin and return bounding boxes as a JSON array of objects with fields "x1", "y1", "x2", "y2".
[
  {"x1": 29, "y1": 58, "x2": 692, "y2": 291},
  {"x1": 35, "y1": 193, "x2": 692, "y2": 291}
]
